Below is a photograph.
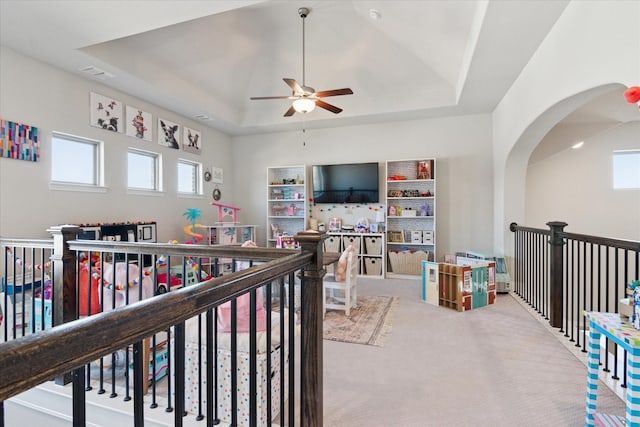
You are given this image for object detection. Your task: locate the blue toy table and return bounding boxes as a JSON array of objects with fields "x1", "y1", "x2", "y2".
[{"x1": 585, "y1": 312, "x2": 640, "y2": 427}]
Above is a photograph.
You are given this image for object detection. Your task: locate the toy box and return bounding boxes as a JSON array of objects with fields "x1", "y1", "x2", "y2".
[
  {"x1": 437, "y1": 261, "x2": 496, "y2": 311},
  {"x1": 174, "y1": 309, "x2": 294, "y2": 425},
  {"x1": 179, "y1": 344, "x2": 287, "y2": 426}
]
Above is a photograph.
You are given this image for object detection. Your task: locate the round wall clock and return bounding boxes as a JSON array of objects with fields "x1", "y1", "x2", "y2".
[{"x1": 212, "y1": 187, "x2": 221, "y2": 201}]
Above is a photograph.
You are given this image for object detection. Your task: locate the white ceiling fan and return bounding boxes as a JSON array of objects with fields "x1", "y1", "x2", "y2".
[{"x1": 250, "y1": 7, "x2": 354, "y2": 116}]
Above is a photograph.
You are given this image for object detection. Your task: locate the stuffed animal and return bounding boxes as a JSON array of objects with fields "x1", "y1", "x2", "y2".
[
  {"x1": 100, "y1": 262, "x2": 154, "y2": 310},
  {"x1": 624, "y1": 86, "x2": 640, "y2": 109},
  {"x1": 335, "y1": 245, "x2": 356, "y2": 282}
]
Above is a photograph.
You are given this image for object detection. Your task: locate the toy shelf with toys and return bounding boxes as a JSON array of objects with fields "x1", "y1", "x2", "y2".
[
  {"x1": 267, "y1": 165, "x2": 307, "y2": 248},
  {"x1": 385, "y1": 158, "x2": 436, "y2": 278}
]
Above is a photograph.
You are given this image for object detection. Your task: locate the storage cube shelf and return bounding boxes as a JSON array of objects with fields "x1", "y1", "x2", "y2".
[
  {"x1": 326, "y1": 232, "x2": 385, "y2": 279},
  {"x1": 267, "y1": 166, "x2": 307, "y2": 248},
  {"x1": 385, "y1": 159, "x2": 437, "y2": 277}
]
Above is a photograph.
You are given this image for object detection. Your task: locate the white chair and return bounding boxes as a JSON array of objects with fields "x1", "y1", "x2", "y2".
[{"x1": 323, "y1": 250, "x2": 358, "y2": 317}]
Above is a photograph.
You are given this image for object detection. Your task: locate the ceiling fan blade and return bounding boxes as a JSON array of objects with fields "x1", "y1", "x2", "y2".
[
  {"x1": 284, "y1": 105, "x2": 296, "y2": 117},
  {"x1": 316, "y1": 100, "x2": 343, "y2": 114},
  {"x1": 250, "y1": 95, "x2": 291, "y2": 100},
  {"x1": 283, "y1": 78, "x2": 303, "y2": 94},
  {"x1": 315, "y1": 88, "x2": 354, "y2": 98}
]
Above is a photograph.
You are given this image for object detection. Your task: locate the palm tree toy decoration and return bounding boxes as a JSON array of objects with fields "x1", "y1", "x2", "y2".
[{"x1": 183, "y1": 208, "x2": 202, "y2": 243}]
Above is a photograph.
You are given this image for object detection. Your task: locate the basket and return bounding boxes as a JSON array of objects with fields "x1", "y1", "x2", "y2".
[
  {"x1": 388, "y1": 250, "x2": 430, "y2": 275},
  {"x1": 342, "y1": 235, "x2": 361, "y2": 253},
  {"x1": 324, "y1": 236, "x2": 341, "y2": 253},
  {"x1": 364, "y1": 257, "x2": 382, "y2": 276},
  {"x1": 364, "y1": 236, "x2": 382, "y2": 255}
]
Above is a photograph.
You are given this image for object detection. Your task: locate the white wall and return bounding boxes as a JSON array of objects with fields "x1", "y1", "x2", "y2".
[
  {"x1": 231, "y1": 115, "x2": 495, "y2": 259},
  {"x1": 526, "y1": 121, "x2": 640, "y2": 240},
  {"x1": 0, "y1": 46, "x2": 233, "y2": 242},
  {"x1": 493, "y1": 0, "x2": 640, "y2": 253}
]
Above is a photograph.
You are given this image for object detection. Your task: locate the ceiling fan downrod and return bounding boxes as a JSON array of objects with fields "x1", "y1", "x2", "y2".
[{"x1": 299, "y1": 7, "x2": 309, "y2": 90}]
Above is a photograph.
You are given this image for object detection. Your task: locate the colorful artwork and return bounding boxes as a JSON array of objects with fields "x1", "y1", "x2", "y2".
[
  {"x1": 126, "y1": 106, "x2": 152, "y2": 141},
  {"x1": 158, "y1": 118, "x2": 180, "y2": 149},
  {"x1": 182, "y1": 126, "x2": 201, "y2": 155},
  {"x1": 0, "y1": 119, "x2": 40, "y2": 162},
  {"x1": 90, "y1": 92, "x2": 123, "y2": 133}
]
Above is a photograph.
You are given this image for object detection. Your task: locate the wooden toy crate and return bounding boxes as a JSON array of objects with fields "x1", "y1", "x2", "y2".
[
  {"x1": 438, "y1": 263, "x2": 472, "y2": 311},
  {"x1": 438, "y1": 261, "x2": 497, "y2": 311}
]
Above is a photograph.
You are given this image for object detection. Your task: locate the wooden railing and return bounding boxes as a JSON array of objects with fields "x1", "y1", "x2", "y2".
[
  {"x1": 0, "y1": 226, "x2": 328, "y2": 426},
  {"x1": 511, "y1": 222, "x2": 639, "y2": 382}
]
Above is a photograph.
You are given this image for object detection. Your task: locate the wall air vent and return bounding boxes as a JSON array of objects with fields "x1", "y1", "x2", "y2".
[{"x1": 79, "y1": 66, "x2": 114, "y2": 80}]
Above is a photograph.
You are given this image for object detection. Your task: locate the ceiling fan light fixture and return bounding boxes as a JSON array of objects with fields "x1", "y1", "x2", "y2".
[
  {"x1": 249, "y1": 7, "x2": 352, "y2": 116},
  {"x1": 292, "y1": 97, "x2": 316, "y2": 113}
]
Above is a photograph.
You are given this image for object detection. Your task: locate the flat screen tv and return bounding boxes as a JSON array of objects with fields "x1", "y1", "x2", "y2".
[{"x1": 312, "y1": 162, "x2": 379, "y2": 204}]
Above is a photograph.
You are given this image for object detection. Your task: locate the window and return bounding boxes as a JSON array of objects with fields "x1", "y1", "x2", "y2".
[
  {"x1": 128, "y1": 148, "x2": 161, "y2": 191},
  {"x1": 613, "y1": 150, "x2": 640, "y2": 189},
  {"x1": 51, "y1": 132, "x2": 102, "y2": 186},
  {"x1": 177, "y1": 159, "x2": 202, "y2": 195}
]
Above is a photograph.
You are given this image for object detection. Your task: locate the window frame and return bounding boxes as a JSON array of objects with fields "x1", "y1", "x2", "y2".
[
  {"x1": 177, "y1": 158, "x2": 203, "y2": 197},
  {"x1": 50, "y1": 132, "x2": 105, "y2": 192},
  {"x1": 613, "y1": 149, "x2": 640, "y2": 190},
  {"x1": 127, "y1": 147, "x2": 162, "y2": 193}
]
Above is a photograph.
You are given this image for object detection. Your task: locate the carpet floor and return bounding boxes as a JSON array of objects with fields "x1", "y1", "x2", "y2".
[{"x1": 322, "y1": 277, "x2": 626, "y2": 427}]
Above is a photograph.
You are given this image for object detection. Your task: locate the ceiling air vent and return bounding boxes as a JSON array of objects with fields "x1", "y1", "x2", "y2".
[
  {"x1": 79, "y1": 66, "x2": 114, "y2": 80},
  {"x1": 194, "y1": 114, "x2": 212, "y2": 121}
]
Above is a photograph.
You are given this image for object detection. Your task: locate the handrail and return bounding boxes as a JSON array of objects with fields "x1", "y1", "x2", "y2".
[
  {"x1": 509, "y1": 223, "x2": 551, "y2": 236},
  {"x1": 560, "y1": 232, "x2": 640, "y2": 250},
  {"x1": 66, "y1": 239, "x2": 298, "y2": 261},
  {"x1": 0, "y1": 251, "x2": 312, "y2": 401},
  {"x1": 510, "y1": 222, "x2": 639, "y2": 250},
  {"x1": 0, "y1": 238, "x2": 54, "y2": 249}
]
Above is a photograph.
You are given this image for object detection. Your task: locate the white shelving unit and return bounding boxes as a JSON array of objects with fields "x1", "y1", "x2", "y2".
[
  {"x1": 267, "y1": 165, "x2": 307, "y2": 248},
  {"x1": 385, "y1": 159, "x2": 436, "y2": 278},
  {"x1": 323, "y1": 232, "x2": 385, "y2": 279}
]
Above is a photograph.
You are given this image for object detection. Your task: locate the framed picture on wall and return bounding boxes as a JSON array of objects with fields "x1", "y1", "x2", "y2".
[
  {"x1": 157, "y1": 118, "x2": 180, "y2": 149},
  {"x1": 90, "y1": 92, "x2": 123, "y2": 133},
  {"x1": 182, "y1": 126, "x2": 201, "y2": 154},
  {"x1": 125, "y1": 106, "x2": 152, "y2": 141}
]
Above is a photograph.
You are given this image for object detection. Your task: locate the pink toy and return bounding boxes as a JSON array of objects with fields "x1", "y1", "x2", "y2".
[
  {"x1": 100, "y1": 262, "x2": 154, "y2": 310},
  {"x1": 217, "y1": 240, "x2": 267, "y2": 332},
  {"x1": 211, "y1": 201, "x2": 241, "y2": 223}
]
